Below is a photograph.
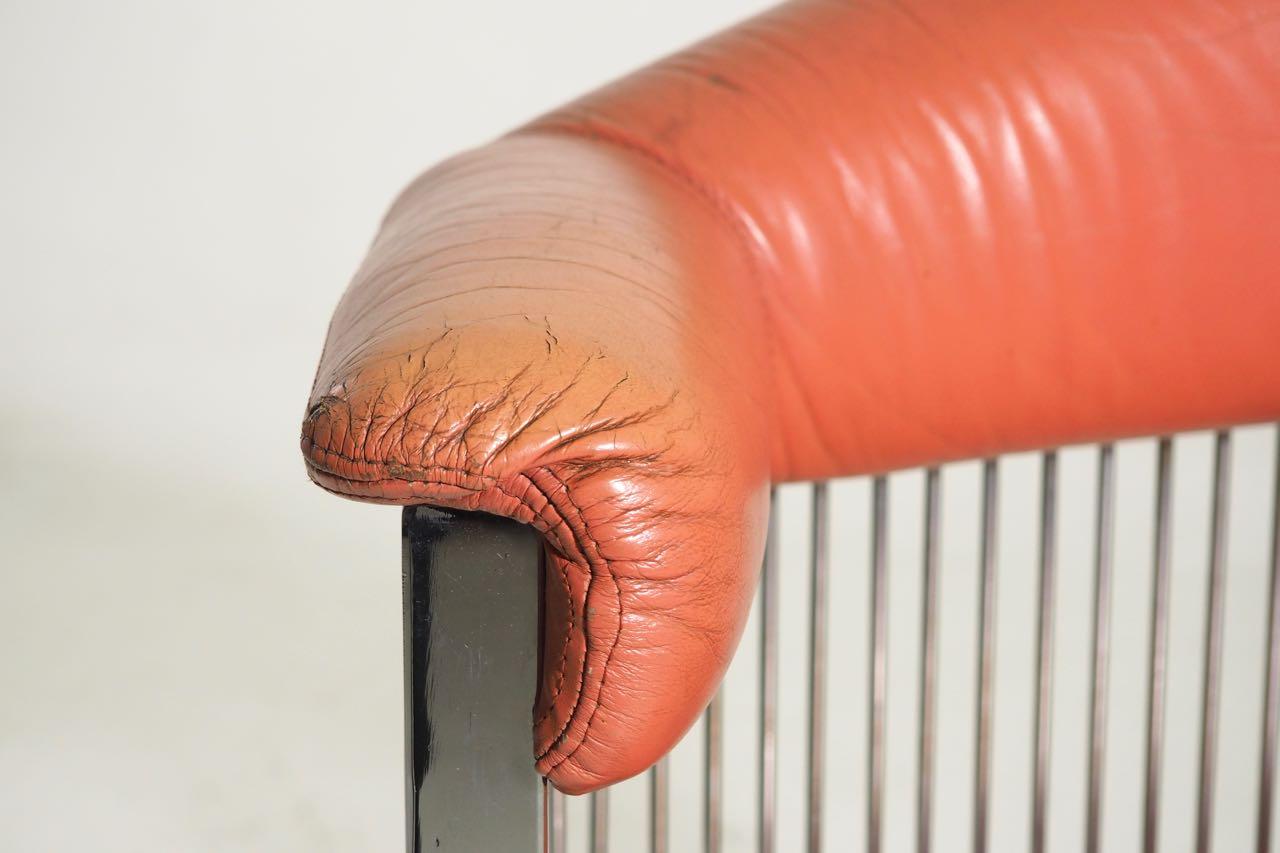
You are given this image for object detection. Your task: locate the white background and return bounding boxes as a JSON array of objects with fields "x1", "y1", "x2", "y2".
[{"x1": 2, "y1": 1, "x2": 1277, "y2": 851}]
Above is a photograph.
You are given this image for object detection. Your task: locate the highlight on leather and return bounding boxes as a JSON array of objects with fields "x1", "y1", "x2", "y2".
[{"x1": 303, "y1": 0, "x2": 1280, "y2": 792}]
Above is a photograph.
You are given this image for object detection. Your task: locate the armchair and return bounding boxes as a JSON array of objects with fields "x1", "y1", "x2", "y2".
[{"x1": 300, "y1": 0, "x2": 1280, "y2": 848}]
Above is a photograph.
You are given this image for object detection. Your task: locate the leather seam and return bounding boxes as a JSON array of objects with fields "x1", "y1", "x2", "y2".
[
  {"x1": 519, "y1": 473, "x2": 583, "y2": 735},
  {"x1": 304, "y1": 452, "x2": 583, "y2": 743},
  {"x1": 302, "y1": 437, "x2": 615, "y2": 768},
  {"x1": 535, "y1": 467, "x2": 625, "y2": 774},
  {"x1": 524, "y1": 468, "x2": 610, "y2": 761}
]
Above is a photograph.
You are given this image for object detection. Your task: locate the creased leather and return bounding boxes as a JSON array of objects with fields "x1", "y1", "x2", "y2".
[
  {"x1": 303, "y1": 0, "x2": 1280, "y2": 792},
  {"x1": 302, "y1": 136, "x2": 771, "y2": 792}
]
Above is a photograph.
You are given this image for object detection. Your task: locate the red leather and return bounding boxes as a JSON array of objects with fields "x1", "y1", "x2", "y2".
[{"x1": 303, "y1": 0, "x2": 1280, "y2": 793}]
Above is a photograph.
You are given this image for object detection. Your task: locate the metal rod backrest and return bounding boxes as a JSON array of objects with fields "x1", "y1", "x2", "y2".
[{"x1": 404, "y1": 425, "x2": 1280, "y2": 853}]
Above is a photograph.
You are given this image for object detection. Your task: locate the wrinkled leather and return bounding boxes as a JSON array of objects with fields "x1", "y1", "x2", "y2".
[
  {"x1": 302, "y1": 136, "x2": 772, "y2": 792},
  {"x1": 303, "y1": 0, "x2": 1280, "y2": 793}
]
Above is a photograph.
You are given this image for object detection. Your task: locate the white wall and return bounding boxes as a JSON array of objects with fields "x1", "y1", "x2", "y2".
[
  {"x1": 0, "y1": 1, "x2": 771, "y2": 848},
  {"x1": 1, "y1": 2, "x2": 1276, "y2": 851}
]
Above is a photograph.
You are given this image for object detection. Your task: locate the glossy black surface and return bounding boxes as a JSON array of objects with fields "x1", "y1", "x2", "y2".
[{"x1": 402, "y1": 506, "x2": 544, "y2": 852}]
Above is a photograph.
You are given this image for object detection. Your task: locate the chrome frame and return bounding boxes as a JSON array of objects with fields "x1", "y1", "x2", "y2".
[{"x1": 400, "y1": 426, "x2": 1280, "y2": 853}]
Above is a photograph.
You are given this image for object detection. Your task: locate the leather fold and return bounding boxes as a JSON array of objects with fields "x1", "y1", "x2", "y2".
[
  {"x1": 301, "y1": 135, "x2": 770, "y2": 792},
  {"x1": 304, "y1": 0, "x2": 1280, "y2": 791}
]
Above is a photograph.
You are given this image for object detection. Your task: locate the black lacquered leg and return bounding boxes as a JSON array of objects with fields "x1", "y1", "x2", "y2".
[{"x1": 402, "y1": 506, "x2": 545, "y2": 852}]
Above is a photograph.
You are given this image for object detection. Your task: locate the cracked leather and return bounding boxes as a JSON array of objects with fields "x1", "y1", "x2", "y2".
[{"x1": 302, "y1": 0, "x2": 1280, "y2": 793}]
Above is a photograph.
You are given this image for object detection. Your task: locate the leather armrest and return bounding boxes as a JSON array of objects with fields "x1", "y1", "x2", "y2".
[
  {"x1": 303, "y1": 0, "x2": 1280, "y2": 792},
  {"x1": 302, "y1": 134, "x2": 771, "y2": 792}
]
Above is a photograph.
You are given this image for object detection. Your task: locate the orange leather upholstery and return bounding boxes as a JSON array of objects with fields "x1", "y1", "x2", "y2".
[{"x1": 302, "y1": 0, "x2": 1280, "y2": 793}]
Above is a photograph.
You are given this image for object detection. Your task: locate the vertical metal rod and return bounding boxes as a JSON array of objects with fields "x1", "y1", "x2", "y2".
[
  {"x1": 974, "y1": 459, "x2": 999, "y2": 853},
  {"x1": 705, "y1": 693, "x2": 723, "y2": 853},
  {"x1": 543, "y1": 782, "x2": 550, "y2": 853},
  {"x1": 917, "y1": 468, "x2": 941, "y2": 853},
  {"x1": 808, "y1": 482, "x2": 830, "y2": 852},
  {"x1": 1258, "y1": 427, "x2": 1280, "y2": 853},
  {"x1": 868, "y1": 476, "x2": 889, "y2": 853},
  {"x1": 591, "y1": 790, "x2": 609, "y2": 853},
  {"x1": 1143, "y1": 438, "x2": 1175, "y2": 853},
  {"x1": 550, "y1": 787, "x2": 567, "y2": 853},
  {"x1": 1195, "y1": 432, "x2": 1232, "y2": 853},
  {"x1": 1086, "y1": 445, "x2": 1116, "y2": 853},
  {"x1": 759, "y1": 490, "x2": 780, "y2": 853},
  {"x1": 1032, "y1": 452, "x2": 1059, "y2": 853},
  {"x1": 651, "y1": 758, "x2": 669, "y2": 853}
]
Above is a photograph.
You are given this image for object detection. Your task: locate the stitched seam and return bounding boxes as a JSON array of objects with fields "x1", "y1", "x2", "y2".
[
  {"x1": 535, "y1": 467, "x2": 625, "y2": 773},
  {"x1": 512, "y1": 119, "x2": 775, "y2": 772},
  {"x1": 306, "y1": 456, "x2": 583, "y2": 733},
  {"x1": 530, "y1": 467, "x2": 617, "y2": 763},
  {"x1": 520, "y1": 473, "x2": 582, "y2": 734},
  {"x1": 303, "y1": 441, "x2": 611, "y2": 764}
]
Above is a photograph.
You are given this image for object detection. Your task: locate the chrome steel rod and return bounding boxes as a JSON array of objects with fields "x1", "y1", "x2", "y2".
[
  {"x1": 918, "y1": 468, "x2": 941, "y2": 853},
  {"x1": 705, "y1": 693, "x2": 723, "y2": 853},
  {"x1": 1086, "y1": 445, "x2": 1116, "y2": 853},
  {"x1": 591, "y1": 790, "x2": 609, "y2": 853},
  {"x1": 869, "y1": 476, "x2": 889, "y2": 853},
  {"x1": 1258, "y1": 427, "x2": 1280, "y2": 853},
  {"x1": 1195, "y1": 432, "x2": 1232, "y2": 853},
  {"x1": 1032, "y1": 452, "x2": 1059, "y2": 853},
  {"x1": 974, "y1": 460, "x2": 999, "y2": 853},
  {"x1": 550, "y1": 787, "x2": 567, "y2": 853},
  {"x1": 652, "y1": 758, "x2": 669, "y2": 853},
  {"x1": 760, "y1": 492, "x2": 780, "y2": 853},
  {"x1": 808, "y1": 482, "x2": 830, "y2": 852},
  {"x1": 1143, "y1": 438, "x2": 1175, "y2": 853}
]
